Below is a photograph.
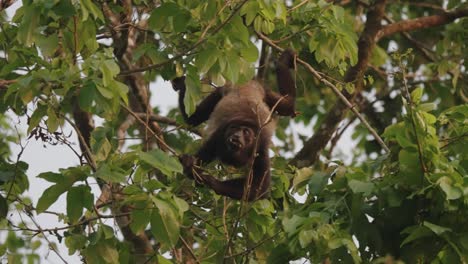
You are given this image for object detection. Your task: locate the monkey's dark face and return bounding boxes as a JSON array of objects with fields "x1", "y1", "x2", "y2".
[{"x1": 221, "y1": 124, "x2": 256, "y2": 165}]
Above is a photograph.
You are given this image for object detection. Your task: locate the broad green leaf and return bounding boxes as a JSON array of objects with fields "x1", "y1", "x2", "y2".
[
  {"x1": 411, "y1": 87, "x2": 424, "y2": 104},
  {"x1": 111, "y1": 80, "x2": 129, "y2": 105},
  {"x1": 91, "y1": 127, "x2": 112, "y2": 162},
  {"x1": 36, "y1": 171, "x2": 87, "y2": 213},
  {"x1": 46, "y1": 106, "x2": 60, "y2": 132},
  {"x1": 438, "y1": 176, "x2": 462, "y2": 200},
  {"x1": 27, "y1": 104, "x2": 47, "y2": 134},
  {"x1": 151, "y1": 200, "x2": 180, "y2": 248},
  {"x1": 139, "y1": 149, "x2": 182, "y2": 177},
  {"x1": 149, "y1": 3, "x2": 180, "y2": 30},
  {"x1": 67, "y1": 185, "x2": 94, "y2": 223},
  {"x1": 53, "y1": 0, "x2": 76, "y2": 17},
  {"x1": 401, "y1": 226, "x2": 434, "y2": 247},
  {"x1": 100, "y1": 224, "x2": 115, "y2": 239},
  {"x1": 80, "y1": 0, "x2": 104, "y2": 21},
  {"x1": 96, "y1": 242, "x2": 119, "y2": 263},
  {"x1": 298, "y1": 229, "x2": 315, "y2": 248},
  {"x1": 348, "y1": 180, "x2": 374, "y2": 195},
  {"x1": 292, "y1": 167, "x2": 313, "y2": 189},
  {"x1": 36, "y1": 35, "x2": 59, "y2": 57},
  {"x1": 240, "y1": 1, "x2": 259, "y2": 25},
  {"x1": 241, "y1": 42, "x2": 259, "y2": 62},
  {"x1": 65, "y1": 234, "x2": 87, "y2": 255},
  {"x1": 184, "y1": 72, "x2": 202, "y2": 115},
  {"x1": 267, "y1": 244, "x2": 293, "y2": 263},
  {"x1": 95, "y1": 164, "x2": 127, "y2": 183},
  {"x1": 130, "y1": 206, "x2": 151, "y2": 234},
  {"x1": 282, "y1": 215, "x2": 306, "y2": 236},
  {"x1": 96, "y1": 84, "x2": 114, "y2": 99},
  {"x1": 79, "y1": 82, "x2": 98, "y2": 111},
  {"x1": 196, "y1": 48, "x2": 218, "y2": 74},
  {"x1": 424, "y1": 221, "x2": 452, "y2": 235},
  {"x1": 16, "y1": 5, "x2": 40, "y2": 46},
  {"x1": 308, "y1": 171, "x2": 329, "y2": 195},
  {"x1": 100, "y1": 60, "x2": 120, "y2": 87}
]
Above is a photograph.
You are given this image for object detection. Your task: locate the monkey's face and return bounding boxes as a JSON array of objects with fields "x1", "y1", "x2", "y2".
[{"x1": 223, "y1": 125, "x2": 256, "y2": 163}]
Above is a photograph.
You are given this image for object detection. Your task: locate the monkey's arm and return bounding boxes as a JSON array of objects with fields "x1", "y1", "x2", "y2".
[
  {"x1": 172, "y1": 77, "x2": 222, "y2": 126},
  {"x1": 265, "y1": 49, "x2": 296, "y2": 117},
  {"x1": 182, "y1": 153, "x2": 271, "y2": 201}
]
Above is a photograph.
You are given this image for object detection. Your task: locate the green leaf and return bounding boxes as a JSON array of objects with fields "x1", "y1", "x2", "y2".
[
  {"x1": 96, "y1": 242, "x2": 119, "y2": 263},
  {"x1": 79, "y1": 82, "x2": 97, "y2": 111},
  {"x1": 36, "y1": 171, "x2": 86, "y2": 213},
  {"x1": 130, "y1": 205, "x2": 151, "y2": 234},
  {"x1": 308, "y1": 171, "x2": 329, "y2": 195},
  {"x1": 282, "y1": 215, "x2": 306, "y2": 236},
  {"x1": 139, "y1": 149, "x2": 182, "y2": 177},
  {"x1": 53, "y1": 0, "x2": 76, "y2": 17},
  {"x1": 267, "y1": 244, "x2": 293, "y2": 264},
  {"x1": 28, "y1": 104, "x2": 47, "y2": 134},
  {"x1": 100, "y1": 60, "x2": 120, "y2": 87},
  {"x1": 241, "y1": 42, "x2": 259, "y2": 62},
  {"x1": 100, "y1": 224, "x2": 115, "y2": 239},
  {"x1": 348, "y1": 180, "x2": 374, "y2": 195},
  {"x1": 111, "y1": 80, "x2": 129, "y2": 105},
  {"x1": 293, "y1": 167, "x2": 313, "y2": 189},
  {"x1": 67, "y1": 185, "x2": 94, "y2": 223},
  {"x1": 411, "y1": 87, "x2": 423, "y2": 104},
  {"x1": 241, "y1": 1, "x2": 259, "y2": 25},
  {"x1": 423, "y1": 221, "x2": 452, "y2": 236},
  {"x1": 80, "y1": 0, "x2": 104, "y2": 21},
  {"x1": 196, "y1": 48, "x2": 218, "y2": 74},
  {"x1": 438, "y1": 176, "x2": 462, "y2": 200},
  {"x1": 65, "y1": 234, "x2": 87, "y2": 255},
  {"x1": 96, "y1": 84, "x2": 113, "y2": 99},
  {"x1": 401, "y1": 225, "x2": 434, "y2": 247},
  {"x1": 184, "y1": 72, "x2": 202, "y2": 115},
  {"x1": 91, "y1": 128, "x2": 112, "y2": 162},
  {"x1": 398, "y1": 149, "x2": 422, "y2": 185},
  {"x1": 16, "y1": 5, "x2": 40, "y2": 46},
  {"x1": 151, "y1": 199, "x2": 180, "y2": 248},
  {"x1": 36, "y1": 35, "x2": 59, "y2": 57},
  {"x1": 95, "y1": 164, "x2": 127, "y2": 183},
  {"x1": 149, "y1": 3, "x2": 179, "y2": 29},
  {"x1": 46, "y1": 106, "x2": 60, "y2": 133}
]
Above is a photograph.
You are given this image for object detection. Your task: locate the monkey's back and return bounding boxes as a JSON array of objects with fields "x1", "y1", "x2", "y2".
[{"x1": 204, "y1": 80, "x2": 275, "y2": 138}]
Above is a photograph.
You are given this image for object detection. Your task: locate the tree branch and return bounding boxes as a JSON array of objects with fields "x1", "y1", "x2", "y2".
[
  {"x1": 292, "y1": 0, "x2": 389, "y2": 167},
  {"x1": 376, "y1": 8, "x2": 468, "y2": 41}
]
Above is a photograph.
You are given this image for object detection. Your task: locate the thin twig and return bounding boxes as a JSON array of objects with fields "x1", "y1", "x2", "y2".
[
  {"x1": 121, "y1": 104, "x2": 178, "y2": 155},
  {"x1": 399, "y1": 64, "x2": 428, "y2": 176},
  {"x1": 179, "y1": 235, "x2": 201, "y2": 264},
  {"x1": 27, "y1": 215, "x2": 69, "y2": 264}
]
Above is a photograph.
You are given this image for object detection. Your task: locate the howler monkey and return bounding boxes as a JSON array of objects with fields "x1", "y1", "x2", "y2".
[{"x1": 172, "y1": 49, "x2": 296, "y2": 201}]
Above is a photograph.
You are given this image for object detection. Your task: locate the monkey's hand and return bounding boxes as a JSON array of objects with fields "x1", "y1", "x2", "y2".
[
  {"x1": 279, "y1": 48, "x2": 296, "y2": 69},
  {"x1": 171, "y1": 76, "x2": 186, "y2": 92},
  {"x1": 179, "y1": 154, "x2": 196, "y2": 179}
]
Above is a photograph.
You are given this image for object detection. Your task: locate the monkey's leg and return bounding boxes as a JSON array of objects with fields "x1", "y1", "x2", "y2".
[
  {"x1": 265, "y1": 49, "x2": 296, "y2": 116},
  {"x1": 172, "y1": 77, "x2": 223, "y2": 126}
]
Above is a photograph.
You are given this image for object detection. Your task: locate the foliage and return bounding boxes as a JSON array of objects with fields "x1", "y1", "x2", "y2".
[{"x1": 0, "y1": 0, "x2": 467, "y2": 263}]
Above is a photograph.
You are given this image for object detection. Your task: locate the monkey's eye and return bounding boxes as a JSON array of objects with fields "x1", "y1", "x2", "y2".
[{"x1": 243, "y1": 128, "x2": 250, "y2": 135}]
